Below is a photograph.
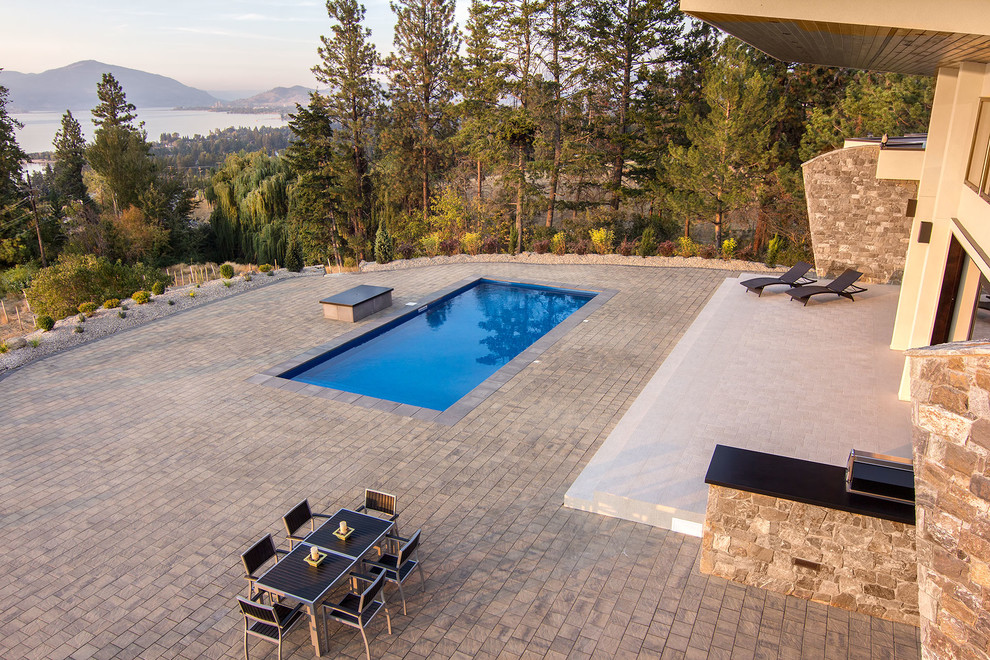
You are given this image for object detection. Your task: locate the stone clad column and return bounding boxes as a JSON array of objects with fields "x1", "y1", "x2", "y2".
[{"x1": 908, "y1": 341, "x2": 990, "y2": 660}]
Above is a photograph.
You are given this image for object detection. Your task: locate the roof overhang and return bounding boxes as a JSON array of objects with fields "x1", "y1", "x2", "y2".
[{"x1": 680, "y1": 0, "x2": 990, "y2": 75}]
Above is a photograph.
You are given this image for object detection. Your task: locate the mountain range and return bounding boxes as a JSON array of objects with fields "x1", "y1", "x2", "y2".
[{"x1": 2, "y1": 61, "x2": 312, "y2": 113}]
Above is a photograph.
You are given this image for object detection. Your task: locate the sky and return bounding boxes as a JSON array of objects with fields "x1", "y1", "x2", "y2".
[{"x1": 1, "y1": 0, "x2": 467, "y2": 95}]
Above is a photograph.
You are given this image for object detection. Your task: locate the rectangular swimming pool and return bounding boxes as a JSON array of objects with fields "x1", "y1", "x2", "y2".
[{"x1": 279, "y1": 278, "x2": 598, "y2": 411}]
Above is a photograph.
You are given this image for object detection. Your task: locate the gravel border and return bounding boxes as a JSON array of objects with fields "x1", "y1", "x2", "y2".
[
  {"x1": 1, "y1": 254, "x2": 783, "y2": 377},
  {"x1": 0, "y1": 267, "x2": 323, "y2": 377},
  {"x1": 359, "y1": 251, "x2": 784, "y2": 273}
]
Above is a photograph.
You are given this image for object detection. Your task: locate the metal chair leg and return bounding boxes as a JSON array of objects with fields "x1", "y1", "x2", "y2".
[
  {"x1": 396, "y1": 577, "x2": 406, "y2": 615},
  {"x1": 418, "y1": 562, "x2": 425, "y2": 590},
  {"x1": 360, "y1": 627, "x2": 371, "y2": 660}
]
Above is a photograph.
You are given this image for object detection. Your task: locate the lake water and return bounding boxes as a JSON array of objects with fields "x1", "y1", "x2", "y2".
[{"x1": 13, "y1": 108, "x2": 289, "y2": 154}]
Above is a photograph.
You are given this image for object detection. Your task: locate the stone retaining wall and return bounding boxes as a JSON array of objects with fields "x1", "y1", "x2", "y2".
[
  {"x1": 908, "y1": 341, "x2": 990, "y2": 660},
  {"x1": 802, "y1": 145, "x2": 917, "y2": 284},
  {"x1": 701, "y1": 485, "x2": 919, "y2": 625}
]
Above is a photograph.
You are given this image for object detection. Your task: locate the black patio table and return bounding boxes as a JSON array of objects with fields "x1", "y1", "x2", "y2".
[{"x1": 253, "y1": 509, "x2": 394, "y2": 658}]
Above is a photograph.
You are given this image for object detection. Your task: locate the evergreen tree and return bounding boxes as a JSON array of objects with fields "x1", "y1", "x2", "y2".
[
  {"x1": 374, "y1": 218, "x2": 394, "y2": 263},
  {"x1": 665, "y1": 39, "x2": 776, "y2": 246},
  {"x1": 312, "y1": 0, "x2": 381, "y2": 243},
  {"x1": 285, "y1": 93, "x2": 347, "y2": 266},
  {"x1": 580, "y1": 0, "x2": 685, "y2": 210},
  {"x1": 454, "y1": 0, "x2": 508, "y2": 202},
  {"x1": 91, "y1": 73, "x2": 137, "y2": 129},
  {"x1": 87, "y1": 75, "x2": 154, "y2": 213},
  {"x1": 386, "y1": 0, "x2": 460, "y2": 223},
  {"x1": 52, "y1": 110, "x2": 89, "y2": 204},
  {"x1": 0, "y1": 71, "x2": 29, "y2": 267}
]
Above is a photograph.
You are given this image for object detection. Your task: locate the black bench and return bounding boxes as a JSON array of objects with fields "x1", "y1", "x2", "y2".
[{"x1": 320, "y1": 285, "x2": 393, "y2": 322}]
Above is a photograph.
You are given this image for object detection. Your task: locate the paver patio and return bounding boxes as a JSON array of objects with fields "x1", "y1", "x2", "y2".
[{"x1": 0, "y1": 263, "x2": 920, "y2": 659}]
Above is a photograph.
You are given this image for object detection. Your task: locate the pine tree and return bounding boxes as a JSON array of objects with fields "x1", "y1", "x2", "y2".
[
  {"x1": 581, "y1": 0, "x2": 684, "y2": 210},
  {"x1": 91, "y1": 73, "x2": 137, "y2": 129},
  {"x1": 285, "y1": 93, "x2": 347, "y2": 267},
  {"x1": 665, "y1": 39, "x2": 776, "y2": 246},
  {"x1": 0, "y1": 72, "x2": 25, "y2": 210},
  {"x1": 374, "y1": 218, "x2": 394, "y2": 263},
  {"x1": 52, "y1": 110, "x2": 89, "y2": 204},
  {"x1": 87, "y1": 76, "x2": 154, "y2": 214},
  {"x1": 386, "y1": 0, "x2": 460, "y2": 223},
  {"x1": 312, "y1": 0, "x2": 381, "y2": 242}
]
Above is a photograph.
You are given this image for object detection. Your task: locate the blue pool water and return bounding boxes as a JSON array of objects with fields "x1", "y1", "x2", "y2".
[{"x1": 283, "y1": 279, "x2": 595, "y2": 410}]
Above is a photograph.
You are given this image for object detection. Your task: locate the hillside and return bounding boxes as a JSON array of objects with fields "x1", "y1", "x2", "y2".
[
  {"x1": 2, "y1": 61, "x2": 219, "y2": 112},
  {"x1": 214, "y1": 85, "x2": 315, "y2": 113}
]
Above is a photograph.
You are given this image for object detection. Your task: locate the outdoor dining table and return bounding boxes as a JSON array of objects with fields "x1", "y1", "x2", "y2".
[{"x1": 253, "y1": 508, "x2": 395, "y2": 657}]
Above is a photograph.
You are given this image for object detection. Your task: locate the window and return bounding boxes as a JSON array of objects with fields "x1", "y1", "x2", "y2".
[{"x1": 966, "y1": 99, "x2": 990, "y2": 198}]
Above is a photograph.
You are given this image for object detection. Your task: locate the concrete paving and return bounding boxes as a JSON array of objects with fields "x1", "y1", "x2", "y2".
[
  {"x1": 565, "y1": 275, "x2": 912, "y2": 534},
  {"x1": 0, "y1": 263, "x2": 919, "y2": 659}
]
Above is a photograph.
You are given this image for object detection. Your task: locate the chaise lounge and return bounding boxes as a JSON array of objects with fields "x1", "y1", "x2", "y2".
[
  {"x1": 740, "y1": 261, "x2": 817, "y2": 296},
  {"x1": 787, "y1": 269, "x2": 867, "y2": 305}
]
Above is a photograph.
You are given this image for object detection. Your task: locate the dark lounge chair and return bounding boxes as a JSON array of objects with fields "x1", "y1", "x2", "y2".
[
  {"x1": 787, "y1": 269, "x2": 867, "y2": 305},
  {"x1": 740, "y1": 261, "x2": 817, "y2": 296}
]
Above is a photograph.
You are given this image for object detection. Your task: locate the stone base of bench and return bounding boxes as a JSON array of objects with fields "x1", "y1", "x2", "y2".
[{"x1": 320, "y1": 286, "x2": 393, "y2": 322}]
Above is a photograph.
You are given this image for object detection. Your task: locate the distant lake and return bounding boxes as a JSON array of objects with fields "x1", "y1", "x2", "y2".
[{"x1": 13, "y1": 108, "x2": 289, "y2": 154}]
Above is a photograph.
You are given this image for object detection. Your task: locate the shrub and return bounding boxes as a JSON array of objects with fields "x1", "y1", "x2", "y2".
[
  {"x1": 589, "y1": 227, "x2": 615, "y2": 255},
  {"x1": 698, "y1": 244, "x2": 717, "y2": 259},
  {"x1": 676, "y1": 236, "x2": 698, "y2": 257},
  {"x1": 77, "y1": 313, "x2": 85, "y2": 323},
  {"x1": 219, "y1": 263, "x2": 235, "y2": 279},
  {"x1": 36, "y1": 314, "x2": 55, "y2": 331},
  {"x1": 574, "y1": 239, "x2": 591, "y2": 255},
  {"x1": 508, "y1": 226, "x2": 519, "y2": 254},
  {"x1": 721, "y1": 237, "x2": 737, "y2": 260},
  {"x1": 343, "y1": 256, "x2": 357, "y2": 267},
  {"x1": 657, "y1": 240, "x2": 676, "y2": 257},
  {"x1": 189, "y1": 290, "x2": 196, "y2": 297},
  {"x1": 73, "y1": 326, "x2": 83, "y2": 333},
  {"x1": 120, "y1": 304, "x2": 128, "y2": 310},
  {"x1": 374, "y1": 222, "x2": 395, "y2": 264},
  {"x1": 438, "y1": 238, "x2": 458, "y2": 256},
  {"x1": 103, "y1": 298, "x2": 120, "y2": 309},
  {"x1": 118, "y1": 310, "x2": 127, "y2": 318},
  {"x1": 0, "y1": 263, "x2": 39, "y2": 297},
  {"x1": 638, "y1": 228, "x2": 657, "y2": 257},
  {"x1": 244, "y1": 274, "x2": 252, "y2": 282},
  {"x1": 167, "y1": 300, "x2": 175, "y2": 305},
  {"x1": 78, "y1": 302, "x2": 97, "y2": 316},
  {"x1": 618, "y1": 239, "x2": 635, "y2": 256},
  {"x1": 132, "y1": 291, "x2": 150, "y2": 305},
  {"x1": 283, "y1": 237, "x2": 303, "y2": 272},
  {"x1": 265, "y1": 270, "x2": 273, "y2": 276},
  {"x1": 421, "y1": 233, "x2": 441, "y2": 258},
  {"x1": 25, "y1": 255, "x2": 171, "y2": 320},
  {"x1": 29, "y1": 338, "x2": 40, "y2": 348},
  {"x1": 532, "y1": 239, "x2": 550, "y2": 254},
  {"x1": 765, "y1": 234, "x2": 783, "y2": 267},
  {"x1": 223, "y1": 280, "x2": 232, "y2": 287},
  {"x1": 259, "y1": 264, "x2": 273, "y2": 273},
  {"x1": 480, "y1": 236, "x2": 499, "y2": 254},
  {"x1": 735, "y1": 245, "x2": 755, "y2": 262},
  {"x1": 151, "y1": 281, "x2": 165, "y2": 296},
  {"x1": 461, "y1": 232, "x2": 481, "y2": 256},
  {"x1": 397, "y1": 242, "x2": 416, "y2": 259},
  {"x1": 551, "y1": 233, "x2": 566, "y2": 256},
  {"x1": 0, "y1": 342, "x2": 7, "y2": 354}
]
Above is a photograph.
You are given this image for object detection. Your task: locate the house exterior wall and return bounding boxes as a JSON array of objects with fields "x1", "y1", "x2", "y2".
[
  {"x1": 802, "y1": 146, "x2": 917, "y2": 284},
  {"x1": 908, "y1": 341, "x2": 990, "y2": 660}
]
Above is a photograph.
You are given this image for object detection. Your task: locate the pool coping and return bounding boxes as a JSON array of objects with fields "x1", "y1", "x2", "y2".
[{"x1": 249, "y1": 275, "x2": 618, "y2": 426}]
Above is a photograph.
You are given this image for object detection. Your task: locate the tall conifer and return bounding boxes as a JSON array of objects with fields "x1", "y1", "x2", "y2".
[{"x1": 52, "y1": 110, "x2": 88, "y2": 204}]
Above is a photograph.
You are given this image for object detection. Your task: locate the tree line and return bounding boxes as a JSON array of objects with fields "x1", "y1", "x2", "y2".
[{"x1": 0, "y1": 0, "x2": 935, "y2": 280}]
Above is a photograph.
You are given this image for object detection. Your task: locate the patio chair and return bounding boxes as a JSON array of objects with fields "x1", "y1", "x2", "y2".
[
  {"x1": 364, "y1": 529, "x2": 425, "y2": 615},
  {"x1": 236, "y1": 596, "x2": 305, "y2": 660},
  {"x1": 356, "y1": 489, "x2": 399, "y2": 535},
  {"x1": 323, "y1": 571, "x2": 392, "y2": 660},
  {"x1": 241, "y1": 534, "x2": 287, "y2": 601},
  {"x1": 740, "y1": 261, "x2": 817, "y2": 296},
  {"x1": 282, "y1": 499, "x2": 332, "y2": 549},
  {"x1": 787, "y1": 269, "x2": 867, "y2": 306}
]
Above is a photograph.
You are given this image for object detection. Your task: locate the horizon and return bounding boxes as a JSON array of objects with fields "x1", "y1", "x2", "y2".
[{"x1": 1, "y1": 0, "x2": 469, "y2": 93}]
